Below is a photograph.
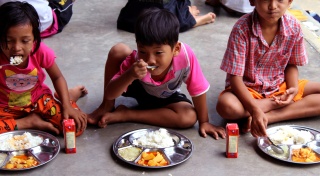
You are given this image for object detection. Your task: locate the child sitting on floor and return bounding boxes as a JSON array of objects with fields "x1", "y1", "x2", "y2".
[
  {"x1": 216, "y1": 0, "x2": 320, "y2": 137},
  {"x1": 0, "y1": 1, "x2": 87, "y2": 136},
  {"x1": 89, "y1": 8, "x2": 225, "y2": 139}
]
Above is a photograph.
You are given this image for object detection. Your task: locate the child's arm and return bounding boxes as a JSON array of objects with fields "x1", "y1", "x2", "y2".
[
  {"x1": 230, "y1": 75, "x2": 267, "y2": 137},
  {"x1": 105, "y1": 59, "x2": 148, "y2": 100},
  {"x1": 192, "y1": 93, "x2": 226, "y2": 139},
  {"x1": 273, "y1": 64, "x2": 299, "y2": 105},
  {"x1": 285, "y1": 65, "x2": 299, "y2": 89},
  {"x1": 46, "y1": 63, "x2": 86, "y2": 133}
]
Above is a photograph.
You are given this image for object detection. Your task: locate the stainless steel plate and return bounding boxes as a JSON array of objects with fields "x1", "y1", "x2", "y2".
[
  {"x1": 257, "y1": 125, "x2": 320, "y2": 164},
  {"x1": 0, "y1": 130, "x2": 60, "y2": 170},
  {"x1": 113, "y1": 128, "x2": 193, "y2": 168}
]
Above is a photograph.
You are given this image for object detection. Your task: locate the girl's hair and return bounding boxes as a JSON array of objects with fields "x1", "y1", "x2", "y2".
[
  {"x1": 135, "y1": 8, "x2": 179, "y2": 49},
  {"x1": 0, "y1": 1, "x2": 41, "y2": 55}
]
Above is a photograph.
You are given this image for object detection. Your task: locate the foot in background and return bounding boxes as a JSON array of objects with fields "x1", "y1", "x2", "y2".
[{"x1": 193, "y1": 12, "x2": 216, "y2": 27}]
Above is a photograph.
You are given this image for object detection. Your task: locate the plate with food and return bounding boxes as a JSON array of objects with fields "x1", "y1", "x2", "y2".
[
  {"x1": 257, "y1": 125, "x2": 320, "y2": 164},
  {"x1": 113, "y1": 128, "x2": 193, "y2": 168},
  {"x1": 0, "y1": 130, "x2": 60, "y2": 170}
]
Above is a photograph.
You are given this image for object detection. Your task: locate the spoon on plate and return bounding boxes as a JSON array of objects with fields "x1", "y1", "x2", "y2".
[{"x1": 267, "y1": 137, "x2": 284, "y2": 154}]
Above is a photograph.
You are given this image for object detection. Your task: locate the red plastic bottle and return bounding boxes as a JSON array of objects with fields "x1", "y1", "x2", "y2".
[
  {"x1": 63, "y1": 119, "x2": 76, "y2": 153},
  {"x1": 226, "y1": 123, "x2": 239, "y2": 158}
]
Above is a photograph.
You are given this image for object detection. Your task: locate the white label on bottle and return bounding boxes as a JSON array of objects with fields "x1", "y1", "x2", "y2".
[
  {"x1": 66, "y1": 132, "x2": 75, "y2": 148},
  {"x1": 228, "y1": 136, "x2": 238, "y2": 153}
]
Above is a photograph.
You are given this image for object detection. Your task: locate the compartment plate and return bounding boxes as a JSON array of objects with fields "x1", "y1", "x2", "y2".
[
  {"x1": 0, "y1": 130, "x2": 60, "y2": 170},
  {"x1": 257, "y1": 125, "x2": 320, "y2": 164},
  {"x1": 113, "y1": 128, "x2": 193, "y2": 168}
]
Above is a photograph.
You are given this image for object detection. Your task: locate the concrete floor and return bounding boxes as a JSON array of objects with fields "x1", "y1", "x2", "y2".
[{"x1": 2, "y1": 0, "x2": 320, "y2": 175}]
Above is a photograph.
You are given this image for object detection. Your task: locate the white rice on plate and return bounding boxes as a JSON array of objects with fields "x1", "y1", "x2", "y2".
[
  {"x1": 0, "y1": 132, "x2": 43, "y2": 150},
  {"x1": 269, "y1": 126, "x2": 313, "y2": 145},
  {"x1": 132, "y1": 128, "x2": 174, "y2": 148}
]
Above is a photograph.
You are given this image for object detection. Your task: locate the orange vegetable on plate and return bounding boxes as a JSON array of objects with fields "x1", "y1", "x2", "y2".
[
  {"x1": 292, "y1": 147, "x2": 320, "y2": 162},
  {"x1": 137, "y1": 151, "x2": 168, "y2": 167}
]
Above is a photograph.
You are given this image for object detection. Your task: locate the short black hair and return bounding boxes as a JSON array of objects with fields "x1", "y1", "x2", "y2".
[
  {"x1": 135, "y1": 7, "x2": 179, "y2": 49},
  {"x1": 0, "y1": 1, "x2": 41, "y2": 55}
]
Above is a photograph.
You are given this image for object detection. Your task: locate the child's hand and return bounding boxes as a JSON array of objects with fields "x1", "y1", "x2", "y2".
[
  {"x1": 272, "y1": 87, "x2": 297, "y2": 106},
  {"x1": 250, "y1": 108, "x2": 268, "y2": 137},
  {"x1": 199, "y1": 122, "x2": 226, "y2": 139},
  {"x1": 63, "y1": 106, "x2": 87, "y2": 133},
  {"x1": 130, "y1": 59, "x2": 148, "y2": 79}
]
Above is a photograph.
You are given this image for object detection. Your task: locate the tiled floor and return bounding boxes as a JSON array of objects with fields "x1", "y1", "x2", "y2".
[{"x1": 2, "y1": 0, "x2": 320, "y2": 175}]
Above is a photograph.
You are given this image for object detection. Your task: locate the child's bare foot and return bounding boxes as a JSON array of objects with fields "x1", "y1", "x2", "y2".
[
  {"x1": 98, "y1": 105, "x2": 128, "y2": 128},
  {"x1": 189, "y1": 5, "x2": 200, "y2": 16},
  {"x1": 16, "y1": 113, "x2": 60, "y2": 135},
  {"x1": 87, "y1": 100, "x2": 115, "y2": 125},
  {"x1": 54, "y1": 85, "x2": 88, "y2": 101},
  {"x1": 194, "y1": 12, "x2": 216, "y2": 27},
  {"x1": 69, "y1": 85, "x2": 88, "y2": 101}
]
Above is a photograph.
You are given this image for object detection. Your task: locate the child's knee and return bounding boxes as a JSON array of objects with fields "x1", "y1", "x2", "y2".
[
  {"x1": 110, "y1": 43, "x2": 132, "y2": 58},
  {"x1": 216, "y1": 100, "x2": 241, "y2": 119},
  {"x1": 177, "y1": 109, "x2": 197, "y2": 128}
]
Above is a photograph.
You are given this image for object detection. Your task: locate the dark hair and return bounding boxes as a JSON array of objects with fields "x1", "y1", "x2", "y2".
[
  {"x1": 0, "y1": 1, "x2": 41, "y2": 55},
  {"x1": 135, "y1": 7, "x2": 179, "y2": 49}
]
